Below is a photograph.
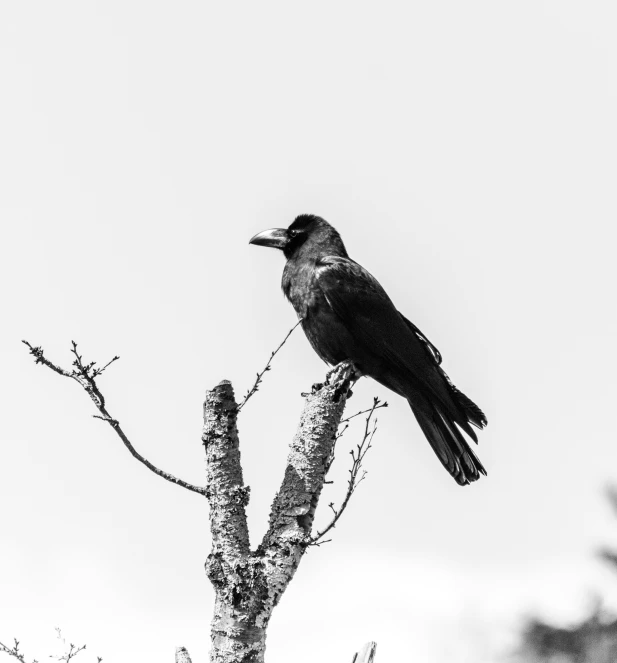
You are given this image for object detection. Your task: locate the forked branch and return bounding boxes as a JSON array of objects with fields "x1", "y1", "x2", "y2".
[
  {"x1": 21, "y1": 341, "x2": 206, "y2": 496},
  {"x1": 21, "y1": 331, "x2": 385, "y2": 662}
]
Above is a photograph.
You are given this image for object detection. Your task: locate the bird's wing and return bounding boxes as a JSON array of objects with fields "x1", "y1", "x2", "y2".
[
  {"x1": 315, "y1": 255, "x2": 486, "y2": 481},
  {"x1": 314, "y1": 256, "x2": 446, "y2": 398},
  {"x1": 400, "y1": 313, "x2": 442, "y2": 365}
]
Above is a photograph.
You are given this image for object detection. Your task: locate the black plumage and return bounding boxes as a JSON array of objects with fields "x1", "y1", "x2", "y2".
[{"x1": 249, "y1": 214, "x2": 487, "y2": 485}]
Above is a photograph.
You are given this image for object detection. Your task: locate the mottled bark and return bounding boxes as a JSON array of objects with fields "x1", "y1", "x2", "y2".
[
  {"x1": 175, "y1": 647, "x2": 193, "y2": 663},
  {"x1": 202, "y1": 363, "x2": 356, "y2": 663}
]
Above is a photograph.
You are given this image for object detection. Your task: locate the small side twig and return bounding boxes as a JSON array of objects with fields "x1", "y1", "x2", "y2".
[
  {"x1": 0, "y1": 631, "x2": 101, "y2": 663},
  {"x1": 308, "y1": 397, "x2": 381, "y2": 546},
  {"x1": 0, "y1": 639, "x2": 30, "y2": 663},
  {"x1": 51, "y1": 628, "x2": 99, "y2": 663},
  {"x1": 22, "y1": 340, "x2": 206, "y2": 496},
  {"x1": 340, "y1": 401, "x2": 388, "y2": 425},
  {"x1": 323, "y1": 400, "x2": 387, "y2": 478},
  {"x1": 237, "y1": 319, "x2": 303, "y2": 411}
]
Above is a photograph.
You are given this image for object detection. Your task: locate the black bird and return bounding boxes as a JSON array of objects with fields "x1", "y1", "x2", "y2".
[{"x1": 250, "y1": 214, "x2": 487, "y2": 485}]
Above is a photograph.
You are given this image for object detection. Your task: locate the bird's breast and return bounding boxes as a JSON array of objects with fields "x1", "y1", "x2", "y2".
[
  {"x1": 282, "y1": 260, "x2": 351, "y2": 365},
  {"x1": 282, "y1": 261, "x2": 322, "y2": 319}
]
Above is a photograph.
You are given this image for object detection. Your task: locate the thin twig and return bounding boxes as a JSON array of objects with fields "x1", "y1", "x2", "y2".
[
  {"x1": 52, "y1": 628, "x2": 88, "y2": 663},
  {"x1": 340, "y1": 401, "x2": 388, "y2": 424},
  {"x1": 22, "y1": 340, "x2": 206, "y2": 496},
  {"x1": 308, "y1": 397, "x2": 381, "y2": 546},
  {"x1": 237, "y1": 319, "x2": 303, "y2": 411},
  {"x1": 52, "y1": 629, "x2": 101, "y2": 663},
  {"x1": 93, "y1": 355, "x2": 119, "y2": 377},
  {"x1": 324, "y1": 398, "x2": 386, "y2": 478},
  {"x1": 0, "y1": 639, "x2": 29, "y2": 663}
]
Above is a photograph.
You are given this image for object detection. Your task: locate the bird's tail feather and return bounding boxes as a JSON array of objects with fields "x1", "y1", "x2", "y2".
[
  {"x1": 438, "y1": 367, "x2": 488, "y2": 434},
  {"x1": 410, "y1": 400, "x2": 487, "y2": 486}
]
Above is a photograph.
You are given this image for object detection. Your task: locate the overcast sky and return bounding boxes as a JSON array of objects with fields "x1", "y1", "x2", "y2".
[{"x1": 1, "y1": 1, "x2": 617, "y2": 662}]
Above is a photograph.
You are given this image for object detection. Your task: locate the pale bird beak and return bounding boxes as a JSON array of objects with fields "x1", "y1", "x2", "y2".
[{"x1": 249, "y1": 228, "x2": 289, "y2": 250}]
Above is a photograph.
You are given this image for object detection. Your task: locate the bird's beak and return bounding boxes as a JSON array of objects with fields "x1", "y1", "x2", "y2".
[{"x1": 249, "y1": 228, "x2": 289, "y2": 250}]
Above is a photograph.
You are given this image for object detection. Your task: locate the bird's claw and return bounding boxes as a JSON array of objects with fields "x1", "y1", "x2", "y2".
[
  {"x1": 326, "y1": 361, "x2": 359, "y2": 402},
  {"x1": 326, "y1": 360, "x2": 358, "y2": 384},
  {"x1": 311, "y1": 382, "x2": 324, "y2": 394}
]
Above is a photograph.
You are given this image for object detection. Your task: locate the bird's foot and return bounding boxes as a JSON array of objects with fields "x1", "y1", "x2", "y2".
[
  {"x1": 326, "y1": 360, "x2": 358, "y2": 384},
  {"x1": 301, "y1": 362, "x2": 358, "y2": 400},
  {"x1": 328, "y1": 360, "x2": 359, "y2": 402}
]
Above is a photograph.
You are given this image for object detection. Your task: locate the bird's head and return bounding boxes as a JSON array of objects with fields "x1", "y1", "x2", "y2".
[{"x1": 249, "y1": 214, "x2": 348, "y2": 260}]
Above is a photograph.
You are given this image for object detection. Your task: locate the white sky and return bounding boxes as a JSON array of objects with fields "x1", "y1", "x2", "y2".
[{"x1": 1, "y1": 1, "x2": 616, "y2": 662}]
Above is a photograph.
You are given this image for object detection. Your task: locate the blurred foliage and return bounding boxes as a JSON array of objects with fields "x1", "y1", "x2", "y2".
[
  {"x1": 519, "y1": 608, "x2": 617, "y2": 663},
  {"x1": 516, "y1": 488, "x2": 617, "y2": 663}
]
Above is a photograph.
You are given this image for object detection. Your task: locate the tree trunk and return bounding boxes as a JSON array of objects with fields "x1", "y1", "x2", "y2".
[
  {"x1": 202, "y1": 364, "x2": 355, "y2": 663},
  {"x1": 209, "y1": 599, "x2": 269, "y2": 663}
]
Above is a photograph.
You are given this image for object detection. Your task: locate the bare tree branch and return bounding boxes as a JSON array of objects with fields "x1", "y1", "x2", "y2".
[
  {"x1": 22, "y1": 340, "x2": 206, "y2": 496},
  {"x1": 202, "y1": 381, "x2": 251, "y2": 558},
  {"x1": 324, "y1": 397, "x2": 386, "y2": 481},
  {"x1": 340, "y1": 400, "x2": 388, "y2": 424},
  {"x1": 202, "y1": 380, "x2": 269, "y2": 662},
  {"x1": 52, "y1": 628, "x2": 87, "y2": 663},
  {"x1": 237, "y1": 319, "x2": 303, "y2": 411},
  {"x1": 22, "y1": 331, "x2": 384, "y2": 662},
  {"x1": 0, "y1": 639, "x2": 31, "y2": 663},
  {"x1": 308, "y1": 397, "x2": 381, "y2": 546},
  {"x1": 1, "y1": 630, "x2": 101, "y2": 663}
]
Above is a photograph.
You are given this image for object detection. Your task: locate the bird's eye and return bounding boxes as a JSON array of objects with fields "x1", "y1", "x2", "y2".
[{"x1": 288, "y1": 229, "x2": 299, "y2": 238}]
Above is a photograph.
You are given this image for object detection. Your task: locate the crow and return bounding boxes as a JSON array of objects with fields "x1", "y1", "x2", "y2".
[{"x1": 249, "y1": 214, "x2": 487, "y2": 485}]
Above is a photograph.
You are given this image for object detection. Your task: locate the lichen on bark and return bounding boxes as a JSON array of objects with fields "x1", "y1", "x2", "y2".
[{"x1": 201, "y1": 363, "x2": 356, "y2": 663}]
